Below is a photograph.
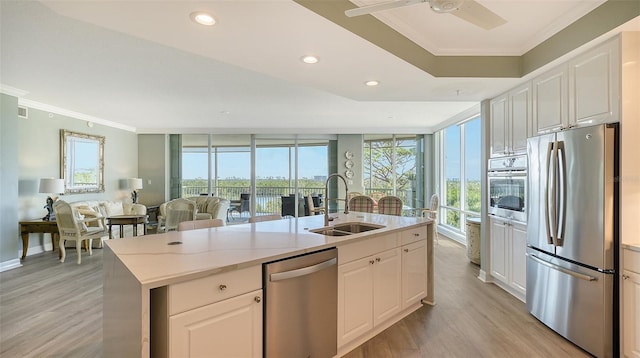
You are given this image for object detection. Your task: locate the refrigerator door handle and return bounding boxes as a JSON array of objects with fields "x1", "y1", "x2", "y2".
[
  {"x1": 556, "y1": 141, "x2": 567, "y2": 246},
  {"x1": 545, "y1": 142, "x2": 554, "y2": 245},
  {"x1": 528, "y1": 253, "x2": 597, "y2": 281},
  {"x1": 550, "y1": 141, "x2": 559, "y2": 247}
]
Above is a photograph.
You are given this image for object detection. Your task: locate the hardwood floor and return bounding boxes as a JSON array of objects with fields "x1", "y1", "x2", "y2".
[{"x1": 0, "y1": 238, "x2": 590, "y2": 357}]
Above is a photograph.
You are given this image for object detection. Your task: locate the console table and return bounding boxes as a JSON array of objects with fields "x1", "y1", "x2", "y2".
[
  {"x1": 107, "y1": 215, "x2": 148, "y2": 239},
  {"x1": 19, "y1": 220, "x2": 60, "y2": 260}
]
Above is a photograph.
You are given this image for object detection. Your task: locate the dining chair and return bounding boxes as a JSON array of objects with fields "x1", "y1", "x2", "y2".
[
  {"x1": 348, "y1": 195, "x2": 375, "y2": 213},
  {"x1": 177, "y1": 218, "x2": 225, "y2": 231},
  {"x1": 53, "y1": 200, "x2": 109, "y2": 264},
  {"x1": 377, "y1": 196, "x2": 403, "y2": 216},
  {"x1": 307, "y1": 194, "x2": 324, "y2": 216},
  {"x1": 248, "y1": 214, "x2": 283, "y2": 223},
  {"x1": 421, "y1": 194, "x2": 440, "y2": 244},
  {"x1": 164, "y1": 198, "x2": 197, "y2": 232}
]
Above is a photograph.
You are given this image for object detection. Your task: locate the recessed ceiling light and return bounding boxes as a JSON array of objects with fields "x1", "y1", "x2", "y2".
[
  {"x1": 190, "y1": 11, "x2": 216, "y2": 26},
  {"x1": 301, "y1": 55, "x2": 319, "y2": 64},
  {"x1": 365, "y1": 80, "x2": 379, "y2": 87}
]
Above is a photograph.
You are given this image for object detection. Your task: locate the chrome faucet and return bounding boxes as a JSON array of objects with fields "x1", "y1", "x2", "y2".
[{"x1": 324, "y1": 173, "x2": 349, "y2": 226}]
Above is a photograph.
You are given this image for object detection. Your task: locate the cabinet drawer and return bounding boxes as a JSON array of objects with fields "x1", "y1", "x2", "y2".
[
  {"x1": 339, "y1": 233, "x2": 399, "y2": 264},
  {"x1": 401, "y1": 226, "x2": 428, "y2": 246},
  {"x1": 624, "y1": 249, "x2": 640, "y2": 274},
  {"x1": 169, "y1": 265, "x2": 262, "y2": 315}
]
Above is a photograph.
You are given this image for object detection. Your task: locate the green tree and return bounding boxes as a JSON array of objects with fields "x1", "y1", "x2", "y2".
[{"x1": 364, "y1": 139, "x2": 416, "y2": 191}]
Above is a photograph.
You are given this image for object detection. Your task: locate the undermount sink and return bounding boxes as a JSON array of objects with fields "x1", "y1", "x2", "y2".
[{"x1": 309, "y1": 222, "x2": 385, "y2": 236}]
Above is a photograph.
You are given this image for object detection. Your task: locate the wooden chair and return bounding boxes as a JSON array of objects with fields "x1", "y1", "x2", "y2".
[
  {"x1": 177, "y1": 218, "x2": 224, "y2": 231},
  {"x1": 164, "y1": 198, "x2": 197, "y2": 232},
  {"x1": 248, "y1": 214, "x2": 282, "y2": 223},
  {"x1": 53, "y1": 200, "x2": 109, "y2": 264},
  {"x1": 348, "y1": 195, "x2": 375, "y2": 213},
  {"x1": 307, "y1": 194, "x2": 324, "y2": 216},
  {"x1": 421, "y1": 194, "x2": 440, "y2": 244},
  {"x1": 377, "y1": 196, "x2": 403, "y2": 216}
]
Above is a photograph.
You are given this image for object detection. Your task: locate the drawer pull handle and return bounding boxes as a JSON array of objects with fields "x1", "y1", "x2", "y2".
[
  {"x1": 254, "y1": 296, "x2": 261, "y2": 303},
  {"x1": 376, "y1": 257, "x2": 381, "y2": 262},
  {"x1": 369, "y1": 260, "x2": 375, "y2": 265},
  {"x1": 219, "y1": 284, "x2": 227, "y2": 291},
  {"x1": 404, "y1": 249, "x2": 409, "y2": 253},
  {"x1": 414, "y1": 233, "x2": 420, "y2": 237},
  {"x1": 623, "y1": 274, "x2": 630, "y2": 280}
]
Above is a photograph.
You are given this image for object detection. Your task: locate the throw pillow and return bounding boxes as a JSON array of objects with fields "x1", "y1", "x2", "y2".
[{"x1": 102, "y1": 201, "x2": 124, "y2": 217}]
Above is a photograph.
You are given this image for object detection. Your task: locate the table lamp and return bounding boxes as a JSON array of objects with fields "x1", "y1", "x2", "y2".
[
  {"x1": 39, "y1": 178, "x2": 65, "y2": 221},
  {"x1": 128, "y1": 178, "x2": 143, "y2": 204}
]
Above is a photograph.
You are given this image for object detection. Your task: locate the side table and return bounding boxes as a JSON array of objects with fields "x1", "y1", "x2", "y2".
[
  {"x1": 19, "y1": 220, "x2": 61, "y2": 260},
  {"x1": 107, "y1": 215, "x2": 148, "y2": 239}
]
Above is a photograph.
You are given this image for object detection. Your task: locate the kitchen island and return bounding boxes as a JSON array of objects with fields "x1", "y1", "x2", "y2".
[{"x1": 103, "y1": 212, "x2": 433, "y2": 357}]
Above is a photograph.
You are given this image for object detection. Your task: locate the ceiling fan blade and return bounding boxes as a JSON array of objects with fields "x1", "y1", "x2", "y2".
[
  {"x1": 451, "y1": 0, "x2": 507, "y2": 30},
  {"x1": 345, "y1": 0, "x2": 426, "y2": 18}
]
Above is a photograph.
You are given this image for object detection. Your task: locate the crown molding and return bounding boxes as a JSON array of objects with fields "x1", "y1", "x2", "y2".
[
  {"x1": 0, "y1": 84, "x2": 29, "y2": 97},
  {"x1": 17, "y1": 98, "x2": 136, "y2": 133}
]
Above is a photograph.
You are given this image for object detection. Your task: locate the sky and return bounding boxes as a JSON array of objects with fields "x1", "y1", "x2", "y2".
[{"x1": 445, "y1": 117, "x2": 481, "y2": 181}]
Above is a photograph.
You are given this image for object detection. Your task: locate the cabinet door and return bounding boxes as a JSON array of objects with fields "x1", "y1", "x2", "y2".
[
  {"x1": 373, "y1": 248, "x2": 402, "y2": 326},
  {"x1": 624, "y1": 270, "x2": 640, "y2": 358},
  {"x1": 402, "y1": 240, "x2": 427, "y2": 309},
  {"x1": 510, "y1": 82, "x2": 531, "y2": 153},
  {"x1": 569, "y1": 38, "x2": 620, "y2": 127},
  {"x1": 169, "y1": 289, "x2": 262, "y2": 358},
  {"x1": 338, "y1": 256, "x2": 374, "y2": 347},
  {"x1": 490, "y1": 217, "x2": 508, "y2": 283},
  {"x1": 533, "y1": 65, "x2": 568, "y2": 134},
  {"x1": 509, "y1": 222, "x2": 527, "y2": 296},
  {"x1": 490, "y1": 93, "x2": 508, "y2": 157}
]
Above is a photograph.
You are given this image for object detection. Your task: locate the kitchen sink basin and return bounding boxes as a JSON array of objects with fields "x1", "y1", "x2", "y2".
[{"x1": 309, "y1": 222, "x2": 385, "y2": 236}]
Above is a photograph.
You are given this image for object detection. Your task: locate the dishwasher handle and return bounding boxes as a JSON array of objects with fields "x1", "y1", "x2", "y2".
[{"x1": 270, "y1": 257, "x2": 337, "y2": 282}]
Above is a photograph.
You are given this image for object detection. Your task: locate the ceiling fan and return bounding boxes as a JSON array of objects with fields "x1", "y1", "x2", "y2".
[{"x1": 344, "y1": 0, "x2": 507, "y2": 30}]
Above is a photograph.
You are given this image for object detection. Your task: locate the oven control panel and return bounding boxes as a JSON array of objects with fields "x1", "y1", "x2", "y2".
[{"x1": 488, "y1": 155, "x2": 527, "y2": 172}]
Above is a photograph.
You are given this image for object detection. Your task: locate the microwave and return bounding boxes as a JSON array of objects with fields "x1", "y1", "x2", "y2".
[{"x1": 488, "y1": 155, "x2": 527, "y2": 222}]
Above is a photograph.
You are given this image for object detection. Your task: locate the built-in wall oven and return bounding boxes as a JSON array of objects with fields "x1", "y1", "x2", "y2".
[{"x1": 488, "y1": 155, "x2": 527, "y2": 222}]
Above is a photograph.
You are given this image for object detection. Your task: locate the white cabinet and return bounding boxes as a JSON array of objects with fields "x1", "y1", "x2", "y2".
[
  {"x1": 489, "y1": 218, "x2": 508, "y2": 282},
  {"x1": 169, "y1": 290, "x2": 263, "y2": 358},
  {"x1": 338, "y1": 247, "x2": 401, "y2": 347},
  {"x1": 532, "y1": 64, "x2": 569, "y2": 134},
  {"x1": 402, "y1": 240, "x2": 427, "y2": 309},
  {"x1": 533, "y1": 38, "x2": 620, "y2": 135},
  {"x1": 623, "y1": 249, "x2": 640, "y2": 358},
  {"x1": 490, "y1": 82, "x2": 532, "y2": 157},
  {"x1": 336, "y1": 226, "x2": 429, "y2": 351},
  {"x1": 489, "y1": 217, "x2": 526, "y2": 300},
  {"x1": 151, "y1": 265, "x2": 263, "y2": 358},
  {"x1": 568, "y1": 38, "x2": 620, "y2": 127}
]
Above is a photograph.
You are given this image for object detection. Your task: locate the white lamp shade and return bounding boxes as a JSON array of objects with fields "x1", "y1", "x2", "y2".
[
  {"x1": 39, "y1": 178, "x2": 65, "y2": 194},
  {"x1": 128, "y1": 178, "x2": 143, "y2": 190}
]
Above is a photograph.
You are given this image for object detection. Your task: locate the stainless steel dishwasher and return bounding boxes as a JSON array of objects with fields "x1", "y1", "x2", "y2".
[{"x1": 264, "y1": 247, "x2": 338, "y2": 358}]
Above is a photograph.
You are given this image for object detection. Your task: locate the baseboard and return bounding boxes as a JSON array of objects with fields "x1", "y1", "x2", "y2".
[
  {"x1": 477, "y1": 269, "x2": 492, "y2": 283},
  {"x1": 0, "y1": 258, "x2": 22, "y2": 272}
]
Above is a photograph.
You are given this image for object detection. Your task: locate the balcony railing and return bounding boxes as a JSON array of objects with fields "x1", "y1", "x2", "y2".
[{"x1": 182, "y1": 185, "x2": 417, "y2": 215}]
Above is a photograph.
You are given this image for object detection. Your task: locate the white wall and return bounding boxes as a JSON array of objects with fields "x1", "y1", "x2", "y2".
[{"x1": 15, "y1": 104, "x2": 138, "y2": 258}]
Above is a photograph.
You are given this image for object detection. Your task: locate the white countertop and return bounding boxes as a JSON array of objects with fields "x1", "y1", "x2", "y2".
[{"x1": 104, "y1": 212, "x2": 431, "y2": 288}]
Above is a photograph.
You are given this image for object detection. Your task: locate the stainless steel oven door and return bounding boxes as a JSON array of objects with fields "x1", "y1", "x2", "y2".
[{"x1": 488, "y1": 170, "x2": 527, "y2": 222}]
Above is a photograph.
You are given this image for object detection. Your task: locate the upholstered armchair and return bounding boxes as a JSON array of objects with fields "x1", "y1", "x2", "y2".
[
  {"x1": 158, "y1": 196, "x2": 230, "y2": 230},
  {"x1": 53, "y1": 200, "x2": 110, "y2": 264},
  {"x1": 377, "y1": 196, "x2": 403, "y2": 216}
]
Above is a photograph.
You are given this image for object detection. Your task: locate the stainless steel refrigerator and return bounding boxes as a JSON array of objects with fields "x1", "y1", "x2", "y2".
[{"x1": 526, "y1": 123, "x2": 618, "y2": 358}]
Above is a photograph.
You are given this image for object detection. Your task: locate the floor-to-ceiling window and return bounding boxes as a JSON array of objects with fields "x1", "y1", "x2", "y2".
[
  {"x1": 181, "y1": 135, "x2": 330, "y2": 220},
  {"x1": 437, "y1": 116, "x2": 481, "y2": 237},
  {"x1": 363, "y1": 135, "x2": 423, "y2": 210}
]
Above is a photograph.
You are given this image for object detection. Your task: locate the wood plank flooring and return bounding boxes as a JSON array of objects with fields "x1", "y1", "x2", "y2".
[{"x1": 0, "y1": 238, "x2": 590, "y2": 357}]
